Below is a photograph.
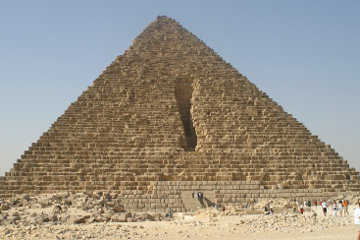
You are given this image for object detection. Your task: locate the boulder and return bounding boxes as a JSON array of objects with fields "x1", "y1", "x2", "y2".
[
  {"x1": 74, "y1": 216, "x2": 87, "y2": 224},
  {"x1": 144, "y1": 212, "x2": 156, "y2": 221},
  {"x1": 1, "y1": 204, "x2": 10, "y2": 211},
  {"x1": 111, "y1": 212, "x2": 131, "y2": 222},
  {"x1": 127, "y1": 217, "x2": 136, "y2": 222},
  {"x1": 42, "y1": 214, "x2": 50, "y2": 223},
  {"x1": 11, "y1": 212, "x2": 20, "y2": 221},
  {"x1": 51, "y1": 214, "x2": 59, "y2": 222},
  {"x1": 64, "y1": 199, "x2": 72, "y2": 206},
  {"x1": 113, "y1": 204, "x2": 124, "y2": 213},
  {"x1": 93, "y1": 215, "x2": 106, "y2": 223},
  {"x1": 148, "y1": 212, "x2": 163, "y2": 221},
  {"x1": 39, "y1": 200, "x2": 49, "y2": 208},
  {"x1": 133, "y1": 212, "x2": 155, "y2": 221}
]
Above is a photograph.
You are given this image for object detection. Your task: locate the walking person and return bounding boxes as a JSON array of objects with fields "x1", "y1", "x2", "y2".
[
  {"x1": 332, "y1": 200, "x2": 337, "y2": 216},
  {"x1": 322, "y1": 200, "x2": 328, "y2": 216},
  {"x1": 354, "y1": 201, "x2": 360, "y2": 240},
  {"x1": 337, "y1": 200, "x2": 344, "y2": 217},
  {"x1": 270, "y1": 205, "x2": 274, "y2": 215},
  {"x1": 307, "y1": 200, "x2": 311, "y2": 209},
  {"x1": 300, "y1": 204, "x2": 304, "y2": 214},
  {"x1": 344, "y1": 199, "x2": 349, "y2": 216},
  {"x1": 293, "y1": 199, "x2": 298, "y2": 213}
]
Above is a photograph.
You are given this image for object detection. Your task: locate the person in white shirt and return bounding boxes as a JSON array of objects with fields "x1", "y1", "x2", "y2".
[
  {"x1": 332, "y1": 200, "x2": 337, "y2": 216},
  {"x1": 337, "y1": 200, "x2": 343, "y2": 216},
  {"x1": 321, "y1": 200, "x2": 327, "y2": 216},
  {"x1": 353, "y1": 201, "x2": 360, "y2": 240}
]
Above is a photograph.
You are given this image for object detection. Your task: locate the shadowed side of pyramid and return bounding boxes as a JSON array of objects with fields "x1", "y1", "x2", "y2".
[{"x1": 0, "y1": 16, "x2": 359, "y2": 211}]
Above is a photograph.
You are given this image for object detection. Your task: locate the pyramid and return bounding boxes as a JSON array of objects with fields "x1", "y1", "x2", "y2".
[{"x1": 1, "y1": 16, "x2": 359, "y2": 211}]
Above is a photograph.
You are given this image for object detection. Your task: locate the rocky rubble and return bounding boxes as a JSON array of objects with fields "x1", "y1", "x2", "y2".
[
  {"x1": 0, "y1": 206, "x2": 357, "y2": 240},
  {"x1": 0, "y1": 192, "x2": 359, "y2": 239},
  {"x1": 0, "y1": 192, "x2": 167, "y2": 226}
]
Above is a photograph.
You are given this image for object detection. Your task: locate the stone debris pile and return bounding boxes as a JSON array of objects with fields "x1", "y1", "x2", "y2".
[
  {"x1": 0, "y1": 194, "x2": 358, "y2": 240},
  {"x1": 0, "y1": 192, "x2": 168, "y2": 227}
]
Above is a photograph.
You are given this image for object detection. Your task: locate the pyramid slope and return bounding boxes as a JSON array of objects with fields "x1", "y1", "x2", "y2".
[{"x1": 1, "y1": 16, "x2": 359, "y2": 201}]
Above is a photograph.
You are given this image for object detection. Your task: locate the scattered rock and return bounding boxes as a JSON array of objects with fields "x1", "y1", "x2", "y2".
[
  {"x1": 74, "y1": 216, "x2": 87, "y2": 224},
  {"x1": 114, "y1": 204, "x2": 124, "y2": 213},
  {"x1": 111, "y1": 213, "x2": 131, "y2": 222},
  {"x1": 64, "y1": 199, "x2": 72, "y2": 206},
  {"x1": 39, "y1": 200, "x2": 49, "y2": 208},
  {"x1": 0, "y1": 204, "x2": 10, "y2": 211},
  {"x1": 53, "y1": 204, "x2": 63, "y2": 214},
  {"x1": 23, "y1": 195, "x2": 30, "y2": 201},
  {"x1": 11, "y1": 213, "x2": 20, "y2": 221},
  {"x1": 42, "y1": 214, "x2": 50, "y2": 223},
  {"x1": 51, "y1": 214, "x2": 59, "y2": 222}
]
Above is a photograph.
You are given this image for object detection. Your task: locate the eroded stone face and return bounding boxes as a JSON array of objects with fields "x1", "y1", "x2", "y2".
[{"x1": 0, "y1": 16, "x2": 359, "y2": 208}]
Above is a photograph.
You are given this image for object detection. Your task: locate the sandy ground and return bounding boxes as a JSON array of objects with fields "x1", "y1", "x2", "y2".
[{"x1": 0, "y1": 206, "x2": 358, "y2": 240}]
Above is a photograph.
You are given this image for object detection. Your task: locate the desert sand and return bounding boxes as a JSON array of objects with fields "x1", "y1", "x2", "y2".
[
  {"x1": 0, "y1": 210, "x2": 357, "y2": 240},
  {"x1": 0, "y1": 192, "x2": 358, "y2": 240}
]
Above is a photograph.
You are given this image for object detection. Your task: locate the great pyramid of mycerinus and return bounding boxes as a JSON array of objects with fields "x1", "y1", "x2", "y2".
[{"x1": 1, "y1": 16, "x2": 359, "y2": 210}]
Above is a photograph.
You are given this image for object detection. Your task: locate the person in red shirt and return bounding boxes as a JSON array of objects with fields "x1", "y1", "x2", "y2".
[
  {"x1": 343, "y1": 199, "x2": 349, "y2": 216},
  {"x1": 300, "y1": 205, "x2": 304, "y2": 214}
]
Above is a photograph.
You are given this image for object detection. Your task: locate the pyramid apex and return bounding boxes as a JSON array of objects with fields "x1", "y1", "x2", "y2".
[
  {"x1": 156, "y1": 15, "x2": 173, "y2": 21},
  {"x1": 152, "y1": 15, "x2": 181, "y2": 26},
  {"x1": 130, "y1": 15, "x2": 201, "y2": 51}
]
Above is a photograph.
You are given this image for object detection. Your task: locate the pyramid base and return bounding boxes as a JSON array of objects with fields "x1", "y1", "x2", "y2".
[{"x1": 0, "y1": 180, "x2": 346, "y2": 213}]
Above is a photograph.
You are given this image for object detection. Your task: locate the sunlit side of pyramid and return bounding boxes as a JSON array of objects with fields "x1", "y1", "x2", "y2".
[{"x1": 1, "y1": 16, "x2": 359, "y2": 211}]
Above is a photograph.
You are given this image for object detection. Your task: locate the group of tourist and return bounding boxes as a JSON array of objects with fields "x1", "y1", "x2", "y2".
[
  {"x1": 321, "y1": 199, "x2": 350, "y2": 217},
  {"x1": 192, "y1": 191, "x2": 204, "y2": 201},
  {"x1": 292, "y1": 199, "x2": 350, "y2": 216},
  {"x1": 263, "y1": 204, "x2": 274, "y2": 215},
  {"x1": 270, "y1": 199, "x2": 360, "y2": 240},
  {"x1": 192, "y1": 191, "x2": 207, "y2": 209}
]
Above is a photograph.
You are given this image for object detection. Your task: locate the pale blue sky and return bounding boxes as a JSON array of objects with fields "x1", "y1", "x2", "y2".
[{"x1": 0, "y1": 0, "x2": 359, "y2": 175}]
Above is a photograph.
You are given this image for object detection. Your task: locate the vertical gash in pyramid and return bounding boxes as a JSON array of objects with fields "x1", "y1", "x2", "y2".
[{"x1": 1, "y1": 16, "x2": 359, "y2": 211}]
